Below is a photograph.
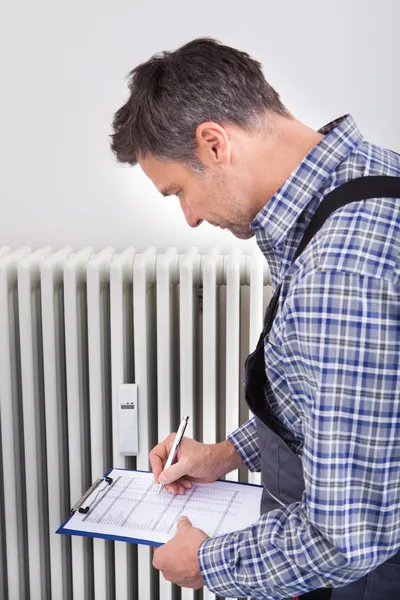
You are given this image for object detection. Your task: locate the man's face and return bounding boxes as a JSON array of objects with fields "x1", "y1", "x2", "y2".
[{"x1": 139, "y1": 154, "x2": 255, "y2": 240}]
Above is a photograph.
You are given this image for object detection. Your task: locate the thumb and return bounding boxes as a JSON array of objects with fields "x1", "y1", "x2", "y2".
[
  {"x1": 176, "y1": 516, "x2": 192, "y2": 531},
  {"x1": 158, "y1": 461, "x2": 187, "y2": 485}
]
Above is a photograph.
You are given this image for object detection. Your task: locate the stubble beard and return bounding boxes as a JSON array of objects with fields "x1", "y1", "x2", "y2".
[{"x1": 228, "y1": 224, "x2": 255, "y2": 240}]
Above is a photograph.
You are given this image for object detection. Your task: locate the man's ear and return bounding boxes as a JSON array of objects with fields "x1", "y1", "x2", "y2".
[{"x1": 195, "y1": 122, "x2": 231, "y2": 166}]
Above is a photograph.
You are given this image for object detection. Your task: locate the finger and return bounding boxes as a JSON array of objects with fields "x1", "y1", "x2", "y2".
[
  {"x1": 164, "y1": 482, "x2": 180, "y2": 495},
  {"x1": 149, "y1": 434, "x2": 176, "y2": 482},
  {"x1": 166, "y1": 476, "x2": 192, "y2": 489},
  {"x1": 176, "y1": 516, "x2": 192, "y2": 531},
  {"x1": 152, "y1": 546, "x2": 162, "y2": 570},
  {"x1": 163, "y1": 481, "x2": 189, "y2": 495},
  {"x1": 158, "y1": 460, "x2": 188, "y2": 486},
  {"x1": 185, "y1": 475, "x2": 214, "y2": 483},
  {"x1": 149, "y1": 444, "x2": 168, "y2": 482}
]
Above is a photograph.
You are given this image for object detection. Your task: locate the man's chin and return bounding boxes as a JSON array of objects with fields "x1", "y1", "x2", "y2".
[{"x1": 229, "y1": 228, "x2": 255, "y2": 240}]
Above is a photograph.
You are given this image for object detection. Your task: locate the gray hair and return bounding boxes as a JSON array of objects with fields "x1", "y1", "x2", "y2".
[{"x1": 111, "y1": 38, "x2": 289, "y2": 170}]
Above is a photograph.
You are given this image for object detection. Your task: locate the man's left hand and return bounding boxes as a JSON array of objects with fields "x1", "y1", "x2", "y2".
[{"x1": 152, "y1": 516, "x2": 208, "y2": 588}]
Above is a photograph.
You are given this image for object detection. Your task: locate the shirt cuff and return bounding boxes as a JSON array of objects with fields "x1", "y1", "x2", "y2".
[
  {"x1": 227, "y1": 417, "x2": 261, "y2": 472},
  {"x1": 198, "y1": 532, "x2": 245, "y2": 598}
]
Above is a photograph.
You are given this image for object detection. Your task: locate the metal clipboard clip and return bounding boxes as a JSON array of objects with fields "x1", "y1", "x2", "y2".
[{"x1": 70, "y1": 476, "x2": 113, "y2": 515}]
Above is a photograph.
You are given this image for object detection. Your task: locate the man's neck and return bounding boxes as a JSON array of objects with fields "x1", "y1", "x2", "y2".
[{"x1": 250, "y1": 115, "x2": 324, "y2": 216}]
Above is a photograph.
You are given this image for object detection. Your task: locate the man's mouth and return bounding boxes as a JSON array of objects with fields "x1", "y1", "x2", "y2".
[{"x1": 208, "y1": 221, "x2": 226, "y2": 230}]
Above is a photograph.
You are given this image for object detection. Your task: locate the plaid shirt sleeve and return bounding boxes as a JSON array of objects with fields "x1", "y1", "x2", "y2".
[
  {"x1": 198, "y1": 269, "x2": 400, "y2": 599},
  {"x1": 226, "y1": 417, "x2": 261, "y2": 472}
]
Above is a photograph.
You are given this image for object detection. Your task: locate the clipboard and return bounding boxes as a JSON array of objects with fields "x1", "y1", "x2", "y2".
[
  {"x1": 57, "y1": 468, "x2": 164, "y2": 547},
  {"x1": 57, "y1": 468, "x2": 263, "y2": 548},
  {"x1": 69, "y1": 475, "x2": 114, "y2": 515}
]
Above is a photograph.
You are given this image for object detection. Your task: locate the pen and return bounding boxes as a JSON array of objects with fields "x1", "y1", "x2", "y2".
[{"x1": 157, "y1": 415, "x2": 189, "y2": 493}]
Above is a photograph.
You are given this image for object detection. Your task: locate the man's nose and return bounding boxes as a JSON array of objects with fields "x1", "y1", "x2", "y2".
[
  {"x1": 180, "y1": 199, "x2": 203, "y2": 228},
  {"x1": 187, "y1": 216, "x2": 204, "y2": 228}
]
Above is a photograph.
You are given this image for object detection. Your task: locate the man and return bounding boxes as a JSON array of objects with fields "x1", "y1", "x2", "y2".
[{"x1": 111, "y1": 38, "x2": 400, "y2": 599}]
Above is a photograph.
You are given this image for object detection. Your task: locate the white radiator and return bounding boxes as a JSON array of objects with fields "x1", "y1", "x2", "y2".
[{"x1": 0, "y1": 246, "x2": 271, "y2": 600}]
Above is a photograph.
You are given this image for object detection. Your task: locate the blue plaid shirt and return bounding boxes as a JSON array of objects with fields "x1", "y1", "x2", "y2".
[{"x1": 198, "y1": 115, "x2": 400, "y2": 598}]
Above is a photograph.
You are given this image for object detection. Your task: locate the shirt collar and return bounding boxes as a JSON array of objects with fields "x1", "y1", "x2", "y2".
[{"x1": 251, "y1": 114, "x2": 364, "y2": 251}]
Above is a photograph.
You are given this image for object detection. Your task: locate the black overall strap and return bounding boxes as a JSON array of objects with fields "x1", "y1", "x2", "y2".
[
  {"x1": 263, "y1": 176, "x2": 400, "y2": 335},
  {"x1": 293, "y1": 175, "x2": 400, "y2": 262}
]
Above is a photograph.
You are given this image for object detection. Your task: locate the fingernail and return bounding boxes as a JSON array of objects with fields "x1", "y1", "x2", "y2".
[
  {"x1": 178, "y1": 516, "x2": 187, "y2": 523},
  {"x1": 159, "y1": 474, "x2": 166, "y2": 484}
]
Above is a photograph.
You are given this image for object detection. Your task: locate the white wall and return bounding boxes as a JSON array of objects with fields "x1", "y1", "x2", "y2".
[{"x1": 1, "y1": 0, "x2": 399, "y2": 253}]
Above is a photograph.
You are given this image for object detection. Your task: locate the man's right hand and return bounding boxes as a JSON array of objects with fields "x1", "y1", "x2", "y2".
[{"x1": 149, "y1": 435, "x2": 244, "y2": 495}]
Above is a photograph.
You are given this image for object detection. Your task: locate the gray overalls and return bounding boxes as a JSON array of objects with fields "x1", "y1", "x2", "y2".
[{"x1": 243, "y1": 176, "x2": 400, "y2": 600}]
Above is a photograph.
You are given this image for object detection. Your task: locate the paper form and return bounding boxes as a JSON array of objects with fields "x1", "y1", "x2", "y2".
[{"x1": 61, "y1": 468, "x2": 262, "y2": 546}]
